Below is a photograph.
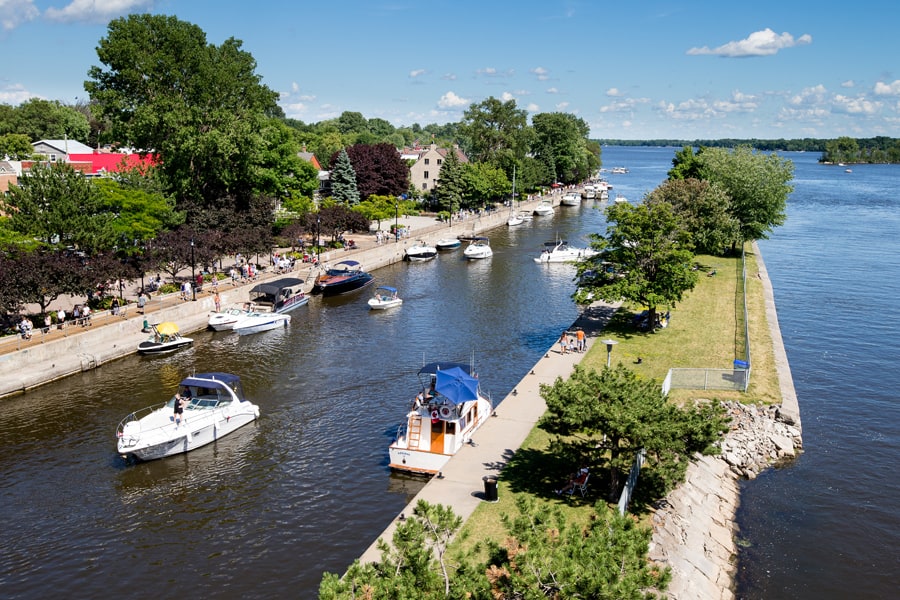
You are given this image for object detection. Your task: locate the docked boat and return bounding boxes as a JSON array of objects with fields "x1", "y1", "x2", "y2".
[
  {"x1": 463, "y1": 237, "x2": 493, "y2": 259},
  {"x1": 208, "y1": 304, "x2": 251, "y2": 331},
  {"x1": 507, "y1": 167, "x2": 524, "y2": 226},
  {"x1": 388, "y1": 361, "x2": 493, "y2": 475},
  {"x1": 137, "y1": 322, "x2": 194, "y2": 355},
  {"x1": 614, "y1": 194, "x2": 628, "y2": 204},
  {"x1": 560, "y1": 192, "x2": 581, "y2": 206},
  {"x1": 534, "y1": 239, "x2": 598, "y2": 263},
  {"x1": 116, "y1": 372, "x2": 260, "y2": 461},
  {"x1": 368, "y1": 285, "x2": 403, "y2": 310},
  {"x1": 313, "y1": 260, "x2": 375, "y2": 296},
  {"x1": 507, "y1": 211, "x2": 524, "y2": 227},
  {"x1": 533, "y1": 199, "x2": 555, "y2": 216},
  {"x1": 232, "y1": 311, "x2": 291, "y2": 335},
  {"x1": 405, "y1": 240, "x2": 438, "y2": 262},
  {"x1": 247, "y1": 277, "x2": 308, "y2": 312},
  {"x1": 435, "y1": 238, "x2": 462, "y2": 250},
  {"x1": 519, "y1": 210, "x2": 533, "y2": 222}
]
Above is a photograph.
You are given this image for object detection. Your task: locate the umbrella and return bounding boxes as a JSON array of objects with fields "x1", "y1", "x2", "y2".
[
  {"x1": 155, "y1": 322, "x2": 180, "y2": 335},
  {"x1": 435, "y1": 367, "x2": 480, "y2": 404}
]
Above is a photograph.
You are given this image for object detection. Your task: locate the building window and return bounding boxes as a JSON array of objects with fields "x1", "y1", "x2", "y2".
[
  {"x1": 437, "y1": 159, "x2": 442, "y2": 166},
  {"x1": 49, "y1": 154, "x2": 57, "y2": 162},
  {"x1": 424, "y1": 158, "x2": 429, "y2": 165},
  {"x1": 423, "y1": 171, "x2": 429, "y2": 180},
  {"x1": 422, "y1": 183, "x2": 428, "y2": 190}
]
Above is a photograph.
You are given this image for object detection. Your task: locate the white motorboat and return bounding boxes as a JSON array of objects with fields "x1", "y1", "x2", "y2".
[
  {"x1": 534, "y1": 239, "x2": 598, "y2": 263},
  {"x1": 116, "y1": 372, "x2": 260, "y2": 461},
  {"x1": 405, "y1": 240, "x2": 438, "y2": 262},
  {"x1": 533, "y1": 200, "x2": 554, "y2": 216},
  {"x1": 208, "y1": 304, "x2": 251, "y2": 331},
  {"x1": 507, "y1": 212, "x2": 525, "y2": 226},
  {"x1": 507, "y1": 166, "x2": 524, "y2": 226},
  {"x1": 368, "y1": 285, "x2": 403, "y2": 310},
  {"x1": 560, "y1": 192, "x2": 581, "y2": 206},
  {"x1": 137, "y1": 322, "x2": 194, "y2": 355},
  {"x1": 519, "y1": 211, "x2": 533, "y2": 222},
  {"x1": 247, "y1": 277, "x2": 308, "y2": 312},
  {"x1": 463, "y1": 236, "x2": 493, "y2": 259},
  {"x1": 232, "y1": 310, "x2": 291, "y2": 335},
  {"x1": 388, "y1": 361, "x2": 493, "y2": 475},
  {"x1": 435, "y1": 238, "x2": 462, "y2": 250},
  {"x1": 614, "y1": 194, "x2": 628, "y2": 204}
]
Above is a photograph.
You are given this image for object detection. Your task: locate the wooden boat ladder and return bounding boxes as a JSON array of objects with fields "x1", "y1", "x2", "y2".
[{"x1": 408, "y1": 415, "x2": 423, "y2": 449}]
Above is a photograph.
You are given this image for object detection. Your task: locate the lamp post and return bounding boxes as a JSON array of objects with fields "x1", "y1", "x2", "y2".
[
  {"x1": 316, "y1": 216, "x2": 321, "y2": 264},
  {"x1": 394, "y1": 201, "x2": 399, "y2": 242},
  {"x1": 190, "y1": 238, "x2": 196, "y2": 301},
  {"x1": 601, "y1": 339, "x2": 618, "y2": 368}
]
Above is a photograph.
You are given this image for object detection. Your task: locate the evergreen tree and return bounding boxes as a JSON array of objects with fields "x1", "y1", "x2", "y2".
[
  {"x1": 434, "y1": 146, "x2": 465, "y2": 216},
  {"x1": 328, "y1": 149, "x2": 360, "y2": 205}
]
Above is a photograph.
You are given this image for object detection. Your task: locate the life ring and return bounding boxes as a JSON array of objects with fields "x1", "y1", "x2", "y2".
[
  {"x1": 431, "y1": 409, "x2": 439, "y2": 420},
  {"x1": 439, "y1": 406, "x2": 453, "y2": 419}
]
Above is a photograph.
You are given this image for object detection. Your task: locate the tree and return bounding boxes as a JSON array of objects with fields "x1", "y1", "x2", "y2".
[
  {"x1": 532, "y1": 112, "x2": 596, "y2": 184},
  {"x1": 540, "y1": 364, "x2": 728, "y2": 499},
  {"x1": 1, "y1": 162, "x2": 117, "y2": 254},
  {"x1": 697, "y1": 145, "x2": 793, "y2": 246},
  {"x1": 644, "y1": 178, "x2": 739, "y2": 256},
  {"x1": 434, "y1": 145, "x2": 466, "y2": 216},
  {"x1": 328, "y1": 149, "x2": 360, "y2": 205},
  {"x1": 667, "y1": 145, "x2": 705, "y2": 180},
  {"x1": 85, "y1": 14, "x2": 280, "y2": 212},
  {"x1": 344, "y1": 142, "x2": 409, "y2": 201},
  {"x1": 0, "y1": 133, "x2": 33, "y2": 160},
  {"x1": 822, "y1": 136, "x2": 861, "y2": 164},
  {"x1": 458, "y1": 97, "x2": 531, "y2": 167},
  {"x1": 353, "y1": 194, "x2": 399, "y2": 231},
  {"x1": 2, "y1": 248, "x2": 88, "y2": 317},
  {"x1": 94, "y1": 177, "x2": 182, "y2": 255},
  {"x1": 315, "y1": 205, "x2": 370, "y2": 243},
  {"x1": 577, "y1": 201, "x2": 698, "y2": 330},
  {"x1": 462, "y1": 161, "x2": 510, "y2": 206},
  {"x1": 0, "y1": 98, "x2": 90, "y2": 142}
]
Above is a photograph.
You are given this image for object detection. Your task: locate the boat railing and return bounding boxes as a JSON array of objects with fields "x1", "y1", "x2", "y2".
[{"x1": 115, "y1": 401, "x2": 169, "y2": 438}]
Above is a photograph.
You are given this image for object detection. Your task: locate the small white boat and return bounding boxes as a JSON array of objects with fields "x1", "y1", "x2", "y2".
[
  {"x1": 435, "y1": 238, "x2": 462, "y2": 250},
  {"x1": 519, "y1": 211, "x2": 533, "y2": 222},
  {"x1": 533, "y1": 200, "x2": 554, "y2": 216},
  {"x1": 388, "y1": 361, "x2": 493, "y2": 475},
  {"x1": 534, "y1": 239, "x2": 598, "y2": 263},
  {"x1": 560, "y1": 192, "x2": 581, "y2": 206},
  {"x1": 506, "y1": 166, "x2": 524, "y2": 226},
  {"x1": 368, "y1": 285, "x2": 403, "y2": 310},
  {"x1": 507, "y1": 212, "x2": 525, "y2": 226},
  {"x1": 463, "y1": 236, "x2": 493, "y2": 259},
  {"x1": 208, "y1": 304, "x2": 251, "y2": 331},
  {"x1": 614, "y1": 194, "x2": 628, "y2": 204},
  {"x1": 405, "y1": 240, "x2": 438, "y2": 262},
  {"x1": 116, "y1": 372, "x2": 259, "y2": 461},
  {"x1": 232, "y1": 311, "x2": 291, "y2": 335},
  {"x1": 138, "y1": 322, "x2": 193, "y2": 355}
]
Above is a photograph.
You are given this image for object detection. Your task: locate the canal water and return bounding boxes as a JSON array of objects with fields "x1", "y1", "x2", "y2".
[
  {"x1": 4, "y1": 146, "x2": 893, "y2": 599},
  {"x1": 0, "y1": 157, "x2": 652, "y2": 599}
]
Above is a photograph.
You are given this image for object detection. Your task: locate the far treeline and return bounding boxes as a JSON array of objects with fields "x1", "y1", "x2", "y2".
[{"x1": 598, "y1": 136, "x2": 900, "y2": 164}]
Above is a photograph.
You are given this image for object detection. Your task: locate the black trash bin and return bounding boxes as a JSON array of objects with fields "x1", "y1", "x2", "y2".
[{"x1": 482, "y1": 476, "x2": 498, "y2": 502}]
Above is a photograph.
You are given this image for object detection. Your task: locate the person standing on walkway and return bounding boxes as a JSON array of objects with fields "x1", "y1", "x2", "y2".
[
  {"x1": 576, "y1": 327, "x2": 585, "y2": 353},
  {"x1": 137, "y1": 292, "x2": 146, "y2": 315},
  {"x1": 213, "y1": 292, "x2": 221, "y2": 312},
  {"x1": 559, "y1": 331, "x2": 569, "y2": 354}
]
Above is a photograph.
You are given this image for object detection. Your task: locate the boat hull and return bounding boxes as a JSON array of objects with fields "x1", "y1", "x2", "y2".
[
  {"x1": 314, "y1": 273, "x2": 374, "y2": 296},
  {"x1": 233, "y1": 314, "x2": 291, "y2": 335},
  {"x1": 435, "y1": 239, "x2": 462, "y2": 250},
  {"x1": 122, "y1": 411, "x2": 258, "y2": 461},
  {"x1": 137, "y1": 338, "x2": 193, "y2": 354}
]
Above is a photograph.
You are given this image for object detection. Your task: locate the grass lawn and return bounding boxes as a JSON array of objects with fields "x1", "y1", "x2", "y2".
[{"x1": 449, "y1": 243, "x2": 783, "y2": 556}]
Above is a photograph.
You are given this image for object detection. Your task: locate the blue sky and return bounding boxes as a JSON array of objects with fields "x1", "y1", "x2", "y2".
[{"x1": 3, "y1": 0, "x2": 899, "y2": 140}]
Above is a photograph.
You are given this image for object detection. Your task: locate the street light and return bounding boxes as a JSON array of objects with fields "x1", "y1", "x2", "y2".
[
  {"x1": 316, "y1": 216, "x2": 321, "y2": 264},
  {"x1": 394, "y1": 201, "x2": 399, "y2": 242},
  {"x1": 601, "y1": 339, "x2": 618, "y2": 368},
  {"x1": 190, "y1": 238, "x2": 197, "y2": 301}
]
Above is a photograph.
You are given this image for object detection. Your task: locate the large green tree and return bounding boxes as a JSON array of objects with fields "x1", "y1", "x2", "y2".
[
  {"x1": 462, "y1": 161, "x2": 509, "y2": 205},
  {"x1": 434, "y1": 145, "x2": 466, "y2": 217},
  {"x1": 577, "y1": 201, "x2": 698, "y2": 330},
  {"x1": 644, "y1": 178, "x2": 738, "y2": 256},
  {"x1": 85, "y1": 14, "x2": 281, "y2": 215},
  {"x1": 458, "y1": 97, "x2": 531, "y2": 168},
  {"x1": 697, "y1": 145, "x2": 793, "y2": 246},
  {"x1": 540, "y1": 364, "x2": 728, "y2": 499},
  {"x1": 0, "y1": 98, "x2": 90, "y2": 142},
  {"x1": 0, "y1": 133, "x2": 34, "y2": 160},
  {"x1": 328, "y1": 149, "x2": 360, "y2": 205},
  {"x1": 532, "y1": 112, "x2": 597, "y2": 184}
]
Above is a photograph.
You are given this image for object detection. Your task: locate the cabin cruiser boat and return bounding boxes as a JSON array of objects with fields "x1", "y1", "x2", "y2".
[
  {"x1": 208, "y1": 304, "x2": 251, "y2": 331},
  {"x1": 368, "y1": 285, "x2": 403, "y2": 310},
  {"x1": 533, "y1": 200, "x2": 554, "y2": 216},
  {"x1": 116, "y1": 372, "x2": 259, "y2": 461},
  {"x1": 313, "y1": 260, "x2": 375, "y2": 296},
  {"x1": 137, "y1": 322, "x2": 193, "y2": 355},
  {"x1": 463, "y1": 237, "x2": 493, "y2": 259},
  {"x1": 534, "y1": 239, "x2": 598, "y2": 263},
  {"x1": 232, "y1": 310, "x2": 291, "y2": 335},
  {"x1": 614, "y1": 195, "x2": 628, "y2": 204},
  {"x1": 435, "y1": 238, "x2": 462, "y2": 250},
  {"x1": 507, "y1": 211, "x2": 525, "y2": 226},
  {"x1": 247, "y1": 277, "x2": 308, "y2": 312},
  {"x1": 388, "y1": 361, "x2": 493, "y2": 475},
  {"x1": 405, "y1": 240, "x2": 438, "y2": 262},
  {"x1": 560, "y1": 192, "x2": 581, "y2": 206},
  {"x1": 519, "y1": 211, "x2": 533, "y2": 222}
]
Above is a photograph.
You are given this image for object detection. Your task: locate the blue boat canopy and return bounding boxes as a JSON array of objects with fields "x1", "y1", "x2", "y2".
[
  {"x1": 376, "y1": 286, "x2": 398, "y2": 293},
  {"x1": 418, "y1": 361, "x2": 473, "y2": 376},
  {"x1": 179, "y1": 372, "x2": 241, "y2": 389}
]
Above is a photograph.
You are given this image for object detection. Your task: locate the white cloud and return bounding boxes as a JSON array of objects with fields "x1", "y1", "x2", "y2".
[
  {"x1": 409, "y1": 69, "x2": 426, "y2": 78},
  {"x1": 605, "y1": 88, "x2": 624, "y2": 97},
  {"x1": 476, "y1": 67, "x2": 513, "y2": 78},
  {"x1": 546, "y1": 87, "x2": 559, "y2": 94},
  {"x1": 832, "y1": 95, "x2": 879, "y2": 115},
  {"x1": 526, "y1": 102, "x2": 539, "y2": 112},
  {"x1": 687, "y1": 28, "x2": 812, "y2": 57},
  {"x1": 790, "y1": 84, "x2": 828, "y2": 106},
  {"x1": 531, "y1": 66, "x2": 549, "y2": 81},
  {"x1": 874, "y1": 80, "x2": 900, "y2": 96},
  {"x1": 0, "y1": 83, "x2": 37, "y2": 104},
  {"x1": 500, "y1": 92, "x2": 515, "y2": 102},
  {"x1": 599, "y1": 97, "x2": 649, "y2": 113},
  {"x1": 1, "y1": 0, "x2": 39, "y2": 30},
  {"x1": 556, "y1": 101, "x2": 569, "y2": 111},
  {"x1": 437, "y1": 91, "x2": 468, "y2": 108},
  {"x1": 45, "y1": 0, "x2": 155, "y2": 23},
  {"x1": 841, "y1": 80, "x2": 855, "y2": 88}
]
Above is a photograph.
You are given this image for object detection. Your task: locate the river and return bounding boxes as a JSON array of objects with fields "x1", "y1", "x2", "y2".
[{"x1": 2, "y1": 146, "x2": 894, "y2": 598}]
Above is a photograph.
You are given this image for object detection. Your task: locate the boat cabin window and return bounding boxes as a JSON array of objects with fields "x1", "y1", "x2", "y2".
[{"x1": 445, "y1": 422, "x2": 456, "y2": 435}]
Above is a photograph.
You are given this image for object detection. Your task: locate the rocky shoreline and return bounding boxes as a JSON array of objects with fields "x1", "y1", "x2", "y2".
[{"x1": 649, "y1": 401, "x2": 803, "y2": 599}]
